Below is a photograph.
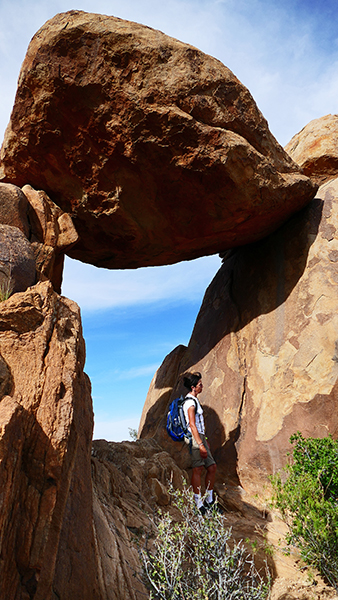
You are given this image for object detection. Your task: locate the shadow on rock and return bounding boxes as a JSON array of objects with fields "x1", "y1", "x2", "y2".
[{"x1": 184, "y1": 195, "x2": 323, "y2": 367}]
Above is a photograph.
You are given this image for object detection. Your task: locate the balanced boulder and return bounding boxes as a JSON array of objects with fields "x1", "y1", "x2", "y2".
[{"x1": 0, "y1": 10, "x2": 316, "y2": 269}]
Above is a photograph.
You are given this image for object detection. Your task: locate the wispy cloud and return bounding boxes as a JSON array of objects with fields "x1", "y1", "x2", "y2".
[{"x1": 62, "y1": 255, "x2": 221, "y2": 311}]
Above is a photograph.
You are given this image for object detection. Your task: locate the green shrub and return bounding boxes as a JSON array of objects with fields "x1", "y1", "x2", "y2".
[
  {"x1": 140, "y1": 488, "x2": 270, "y2": 600},
  {"x1": 0, "y1": 278, "x2": 13, "y2": 302},
  {"x1": 271, "y1": 432, "x2": 338, "y2": 590}
]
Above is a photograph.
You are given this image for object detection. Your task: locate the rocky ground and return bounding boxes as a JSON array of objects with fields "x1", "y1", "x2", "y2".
[{"x1": 92, "y1": 437, "x2": 338, "y2": 600}]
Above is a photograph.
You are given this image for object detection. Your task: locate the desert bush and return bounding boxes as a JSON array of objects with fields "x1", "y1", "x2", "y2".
[
  {"x1": 271, "y1": 432, "x2": 338, "y2": 590},
  {"x1": 140, "y1": 488, "x2": 270, "y2": 600},
  {"x1": 0, "y1": 262, "x2": 13, "y2": 302}
]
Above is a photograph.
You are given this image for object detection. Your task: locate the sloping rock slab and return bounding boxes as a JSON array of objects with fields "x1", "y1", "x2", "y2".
[
  {"x1": 285, "y1": 114, "x2": 338, "y2": 186},
  {"x1": 140, "y1": 177, "x2": 338, "y2": 494},
  {"x1": 92, "y1": 438, "x2": 187, "y2": 600},
  {"x1": 0, "y1": 10, "x2": 316, "y2": 268}
]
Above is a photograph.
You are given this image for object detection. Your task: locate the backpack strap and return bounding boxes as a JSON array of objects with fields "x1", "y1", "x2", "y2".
[{"x1": 183, "y1": 396, "x2": 198, "y2": 453}]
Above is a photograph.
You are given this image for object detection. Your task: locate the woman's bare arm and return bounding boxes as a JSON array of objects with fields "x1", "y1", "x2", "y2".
[{"x1": 187, "y1": 406, "x2": 208, "y2": 458}]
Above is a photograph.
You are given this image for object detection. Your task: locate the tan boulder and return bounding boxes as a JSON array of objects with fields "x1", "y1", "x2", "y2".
[
  {"x1": 0, "y1": 10, "x2": 316, "y2": 269},
  {"x1": 0, "y1": 183, "x2": 78, "y2": 293},
  {"x1": 0, "y1": 281, "x2": 100, "y2": 600},
  {"x1": 140, "y1": 176, "x2": 338, "y2": 494},
  {"x1": 23, "y1": 184, "x2": 79, "y2": 293},
  {"x1": 0, "y1": 182, "x2": 30, "y2": 237},
  {"x1": 285, "y1": 114, "x2": 338, "y2": 185},
  {"x1": 0, "y1": 224, "x2": 36, "y2": 294}
]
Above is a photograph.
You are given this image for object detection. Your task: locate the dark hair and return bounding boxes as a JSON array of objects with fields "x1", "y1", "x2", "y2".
[{"x1": 183, "y1": 371, "x2": 202, "y2": 391}]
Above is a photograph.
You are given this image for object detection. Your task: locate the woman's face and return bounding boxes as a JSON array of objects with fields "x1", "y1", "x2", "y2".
[{"x1": 194, "y1": 379, "x2": 203, "y2": 395}]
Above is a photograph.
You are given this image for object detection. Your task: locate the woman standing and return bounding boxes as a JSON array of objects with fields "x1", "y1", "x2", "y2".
[{"x1": 183, "y1": 372, "x2": 217, "y2": 514}]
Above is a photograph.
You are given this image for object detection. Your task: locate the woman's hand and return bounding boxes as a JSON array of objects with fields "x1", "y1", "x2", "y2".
[{"x1": 199, "y1": 444, "x2": 208, "y2": 458}]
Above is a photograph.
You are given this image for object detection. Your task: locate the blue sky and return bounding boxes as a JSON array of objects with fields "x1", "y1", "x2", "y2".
[{"x1": 1, "y1": 0, "x2": 338, "y2": 440}]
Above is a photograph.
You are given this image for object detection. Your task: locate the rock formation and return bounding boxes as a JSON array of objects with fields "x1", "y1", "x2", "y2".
[
  {"x1": 0, "y1": 8, "x2": 335, "y2": 599},
  {"x1": 92, "y1": 438, "x2": 187, "y2": 600},
  {"x1": 0, "y1": 183, "x2": 30, "y2": 237},
  {"x1": 0, "y1": 10, "x2": 317, "y2": 269},
  {"x1": 0, "y1": 182, "x2": 78, "y2": 293},
  {"x1": 91, "y1": 437, "x2": 337, "y2": 600},
  {"x1": 0, "y1": 224, "x2": 36, "y2": 294},
  {"x1": 0, "y1": 281, "x2": 99, "y2": 600},
  {"x1": 285, "y1": 114, "x2": 338, "y2": 186},
  {"x1": 22, "y1": 184, "x2": 79, "y2": 293},
  {"x1": 139, "y1": 175, "x2": 338, "y2": 494}
]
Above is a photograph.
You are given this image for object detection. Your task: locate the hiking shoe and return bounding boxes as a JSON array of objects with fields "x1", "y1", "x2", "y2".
[
  {"x1": 203, "y1": 499, "x2": 224, "y2": 514},
  {"x1": 199, "y1": 504, "x2": 207, "y2": 516}
]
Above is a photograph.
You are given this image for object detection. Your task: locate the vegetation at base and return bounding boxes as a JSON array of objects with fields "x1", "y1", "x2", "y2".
[
  {"x1": 128, "y1": 427, "x2": 138, "y2": 441},
  {"x1": 140, "y1": 487, "x2": 270, "y2": 600},
  {"x1": 270, "y1": 432, "x2": 338, "y2": 590},
  {"x1": 0, "y1": 275, "x2": 13, "y2": 302}
]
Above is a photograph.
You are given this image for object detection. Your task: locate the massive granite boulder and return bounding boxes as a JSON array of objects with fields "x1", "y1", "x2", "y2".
[
  {"x1": 139, "y1": 176, "x2": 338, "y2": 493},
  {"x1": 0, "y1": 10, "x2": 316, "y2": 269},
  {"x1": 0, "y1": 281, "x2": 100, "y2": 600},
  {"x1": 285, "y1": 114, "x2": 338, "y2": 186}
]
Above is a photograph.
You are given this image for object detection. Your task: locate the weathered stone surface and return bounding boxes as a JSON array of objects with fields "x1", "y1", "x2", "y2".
[
  {"x1": 91, "y1": 438, "x2": 187, "y2": 600},
  {"x1": 140, "y1": 177, "x2": 338, "y2": 494},
  {"x1": 0, "y1": 281, "x2": 100, "y2": 600},
  {"x1": 0, "y1": 182, "x2": 30, "y2": 237},
  {"x1": 22, "y1": 184, "x2": 79, "y2": 293},
  {"x1": 0, "y1": 10, "x2": 317, "y2": 269},
  {"x1": 285, "y1": 114, "x2": 338, "y2": 186},
  {"x1": 0, "y1": 224, "x2": 36, "y2": 294},
  {"x1": 0, "y1": 183, "x2": 77, "y2": 293},
  {"x1": 91, "y1": 438, "x2": 335, "y2": 600}
]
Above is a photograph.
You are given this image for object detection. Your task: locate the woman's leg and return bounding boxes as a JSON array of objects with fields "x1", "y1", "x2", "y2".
[
  {"x1": 191, "y1": 466, "x2": 204, "y2": 493},
  {"x1": 205, "y1": 463, "x2": 217, "y2": 495}
]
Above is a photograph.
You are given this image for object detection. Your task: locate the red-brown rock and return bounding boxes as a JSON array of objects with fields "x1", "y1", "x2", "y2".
[
  {"x1": 0, "y1": 224, "x2": 36, "y2": 294},
  {"x1": 91, "y1": 438, "x2": 187, "y2": 600},
  {"x1": 139, "y1": 176, "x2": 338, "y2": 494},
  {"x1": 285, "y1": 114, "x2": 338, "y2": 186},
  {"x1": 0, "y1": 10, "x2": 317, "y2": 269},
  {"x1": 0, "y1": 281, "x2": 100, "y2": 600},
  {"x1": 0, "y1": 182, "x2": 30, "y2": 237},
  {"x1": 23, "y1": 184, "x2": 79, "y2": 293}
]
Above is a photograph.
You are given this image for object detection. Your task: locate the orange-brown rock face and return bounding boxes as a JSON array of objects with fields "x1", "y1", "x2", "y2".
[
  {"x1": 0, "y1": 281, "x2": 100, "y2": 600},
  {"x1": 92, "y1": 438, "x2": 187, "y2": 600},
  {"x1": 140, "y1": 176, "x2": 338, "y2": 493},
  {"x1": 285, "y1": 114, "x2": 338, "y2": 186},
  {"x1": 0, "y1": 10, "x2": 317, "y2": 269}
]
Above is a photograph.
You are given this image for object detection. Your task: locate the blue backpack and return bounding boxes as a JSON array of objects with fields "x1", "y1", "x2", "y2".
[{"x1": 166, "y1": 396, "x2": 197, "y2": 442}]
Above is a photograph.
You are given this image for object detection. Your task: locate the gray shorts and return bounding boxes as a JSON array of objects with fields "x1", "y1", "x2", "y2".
[{"x1": 186, "y1": 433, "x2": 216, "y2": 469}]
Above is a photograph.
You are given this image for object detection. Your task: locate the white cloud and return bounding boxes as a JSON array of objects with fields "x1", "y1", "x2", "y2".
[
  {"x1": 62, "y1": 254, "x2": 221, "y2": 310},
  {"x1": 93, "y1": 414, "x2": 141, "y2": 441},
  {"x1": 113, "y1": 364, "x2": 161, "y2": 380}
]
